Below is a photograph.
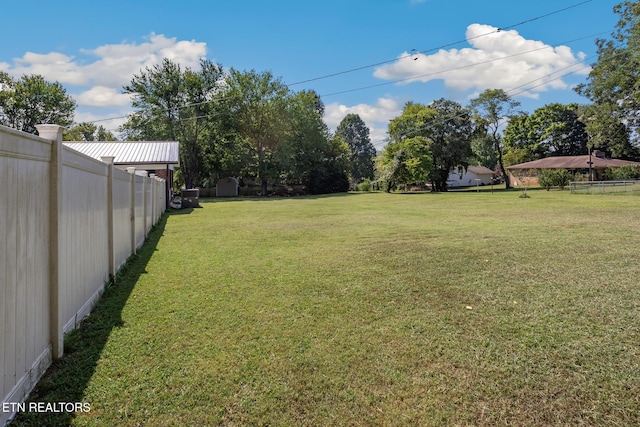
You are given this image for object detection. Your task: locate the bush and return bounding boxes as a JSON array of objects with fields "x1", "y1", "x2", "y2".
[
  {"x1": 538, "y1": 169, "x2": 555, "y2": 191},
  {"x1": 606, "y1": 165, "x2": 640, "y2": 180},
  {"x1": 538, "y1": 169, "x2": 572, "y2": 190},
  {"x1": 307, "y1": 166, "x2": 349, "y2": 195},
  {"x1": 555, "y1": 169, "x2": 572, "y2": 190},
  {"x1": 355, "y1": 179, "x2": 372, "y2": 192}
]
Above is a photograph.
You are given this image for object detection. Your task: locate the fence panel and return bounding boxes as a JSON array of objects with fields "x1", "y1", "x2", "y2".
[
  {"x1": 145, "y1": 179, "x2": 153, "y2": 235},
  {"x1": 0, "y1": 128, "x2": 52, "y2": 426},
  {"x1": 134, "y1": 174, "x2": 146, "y2": 249},
  {"x1": 60, "y1": 147, "x2": 110, "y2": 334},
  {"x1": 155, "y1": 179, "x2": 166, "y2": 224},
  {"x1": 112, "y1": 167, "x2": 133, "y2": 271}
]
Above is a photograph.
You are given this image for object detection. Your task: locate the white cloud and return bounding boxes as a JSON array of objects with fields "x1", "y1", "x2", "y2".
[
  {"x1": 2, "y1": 33, "x2": 208, "y2": 109},
  {"x1": 325, "y1": 97, "x2": 403, "y2": 145},
  {"x1": 75, "y1": 86, "x2": 132, "y2": 108},
  {"x1": 80, "y1": 33, "x2": 207, "y2": 87},
  {"x1": 374, "y1": 24, "x2": 590, "y2": 98},
  {"x1": 11, "y1": 52, "x2": 86, "y2": 85}
]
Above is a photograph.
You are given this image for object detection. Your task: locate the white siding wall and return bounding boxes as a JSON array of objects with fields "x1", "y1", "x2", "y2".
[{"x1": 0, "y1": 125, "x2": 167, "y2": 426}]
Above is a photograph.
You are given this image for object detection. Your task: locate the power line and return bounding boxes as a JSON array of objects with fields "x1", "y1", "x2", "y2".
[
  {"x1": 287, "y1": 0, "x2": 593, "y2": 87},
  {"x1": 368, "y1": 43, "x2": 637, "y2": 150},
  {"x1": 84, "y1": 1, "x2": 597, "y2": 129},
  {"x1": 320, "y1": 31, "x2": 607, "y2": 98},
  {"x1": 83, "y1": 114, "x2": 130, "y2": 124},
  {"x1": 366, "y1": 55, "x2": 605, "y2": 149}
]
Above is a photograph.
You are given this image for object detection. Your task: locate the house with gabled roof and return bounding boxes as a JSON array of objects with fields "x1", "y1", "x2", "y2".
[
  {"x1": 447, "y1": 165, "x2": 496, "y2": 188},
  {"x1": 506, "y1": 151, "x2": 640, "y2": 186}
]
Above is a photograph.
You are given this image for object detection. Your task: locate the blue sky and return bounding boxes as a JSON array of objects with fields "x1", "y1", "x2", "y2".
[{"x1": 0, "y1": 0, "x2": 621, "y2": 146}]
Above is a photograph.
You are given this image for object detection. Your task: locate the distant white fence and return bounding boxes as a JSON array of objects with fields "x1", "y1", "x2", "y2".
[{"x1": 0, "y1": 125, "x2": 166, "y2": 426}]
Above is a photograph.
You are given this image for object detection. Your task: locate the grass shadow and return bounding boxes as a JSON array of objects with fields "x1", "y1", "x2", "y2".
[{"x1": 11, "y1": 212, "x2": 171, "y2": 426}]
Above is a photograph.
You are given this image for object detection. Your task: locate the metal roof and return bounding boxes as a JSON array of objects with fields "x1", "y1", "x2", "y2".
[
  {"x1": 63, "y1": 141, "x2": 180, "y2": 166},
  {"x1": 506, "y1": 155, "x2": 640, "y2": 170}
]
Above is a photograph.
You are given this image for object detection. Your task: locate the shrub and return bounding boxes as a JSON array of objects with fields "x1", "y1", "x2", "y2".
[
  {"x1": 606, "y1": 165, "x2": 640, "y2": 180},
  {"x1": 307, "y1": 167, "x2": 349, "y2": 195},
  {"x1": 538, "y1": 169, "x2": 555, "y2": 191},
  {"x1": 538, "y1": 169, "x2": 572, "y2": 190},
  {"x1": 355, "y1": 179, "x2": 372, "y2": 192},
  {"x1": 555, "y1": 169, "x2": 572, "y2": 190}
]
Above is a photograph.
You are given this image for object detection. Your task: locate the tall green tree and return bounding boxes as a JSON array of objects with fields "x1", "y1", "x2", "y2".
[
  {"x1": 502, "y1": 113, "x2": 539, "y2": 166},
  {"x1": 335, "y1": 114, "x2": 376, "y2": 184},
  {"x1": 578, "y1": 102, "x2": 637, "y2": 160},
  {"x1": 376, "y1": 135, "x2": 432, "y2": 192},
  {"x1": 420, "y1": 99, "x2": 473, "y2": 192},
  {"x1": 275, "y1": 90, "x2": 349, "y2": 193},
  {"x1": 470, "y1": 134, "x2": 498, "y2": 170},
  {"x1": 469, "y1": 89, "x2": 520, "y2": 189},
  {"x1": 0, "y1": 72, "x2": 75, "y2": 134},
  {"x1": 121, "y1": 58, "x2": 230, "y2": 188},
  {"x1": 306, "y1": 136, "x2": 350, "y2": 194},
  {"x1": 386, "y1": 100, "x2": 473, "y2": 192},
  {"x1": 225, "y1": 69, "x2": 292, "y2": 196},
  {"x1": 503, "y1": 104, "x2": 589, "y2": 163},
  {"x1": 575, "y1": 1, "x2": 640, "y2": 156},
  {"x1": 384, "y1": 102, "x2": 436, "y2": 191},
  {"x1": 529, "y1": 103, "x2": 588, "y2": 156}
]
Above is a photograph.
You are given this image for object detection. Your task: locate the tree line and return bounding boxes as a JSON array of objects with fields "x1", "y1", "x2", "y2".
[
  {"x1": 1, "y1": 1, "x2": 639, "y2": 194},
  {"x1": 0, "y1": 63, "x2": 376, "y2": 195}
]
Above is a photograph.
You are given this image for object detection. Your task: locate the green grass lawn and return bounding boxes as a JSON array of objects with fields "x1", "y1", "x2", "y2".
[{"x1": 13, "y1": 189, "x2": 640, "y2": 426}]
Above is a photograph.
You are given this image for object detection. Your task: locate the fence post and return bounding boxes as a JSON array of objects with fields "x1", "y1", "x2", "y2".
[
  {"x1": 102, "y1": 156, "x2": 116, "y2": 282},
  {"x1": 143, "y1": 173, "x2": 148, "y2": 237},
  {"x1": 127, "y1": 167, "x2": 136, "y2": 255},
  {"x1": 35, "y1": 124, "x2": 65, "y2": 359},
  {"x1": 150, "y1": 174, "x2": 157, "y2": 224}
]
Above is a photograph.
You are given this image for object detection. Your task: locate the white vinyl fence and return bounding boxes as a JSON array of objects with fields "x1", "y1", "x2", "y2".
[{"x1": 1, "y1": 125, "x2": 166, "y2": 426}]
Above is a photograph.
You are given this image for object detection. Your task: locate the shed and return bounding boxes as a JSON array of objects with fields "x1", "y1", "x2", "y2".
[
  {"x1": 63, "y1": 141, "x2": 179, "y2": 206},
  {"x1": 216, "y1": 177, "x2": 239, "y2": 197}
]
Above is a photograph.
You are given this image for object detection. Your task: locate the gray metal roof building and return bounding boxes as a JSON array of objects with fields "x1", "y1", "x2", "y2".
[{"x1": 63, "y1": 141, "x2": 179, "y2": 169}]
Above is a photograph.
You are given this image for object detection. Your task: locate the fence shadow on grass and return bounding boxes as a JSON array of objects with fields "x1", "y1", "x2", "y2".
[{"x1": 10, "y1": 212, "x2": 171, "y2": 427}]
